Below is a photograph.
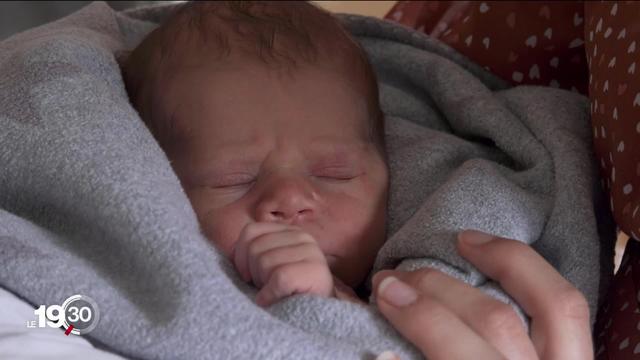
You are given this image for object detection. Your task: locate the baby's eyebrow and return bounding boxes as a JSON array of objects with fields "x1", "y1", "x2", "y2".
[
  {"x1": 307, "y1": 137, "x2": 369, "y2": 155},
  {"x1": 308, "y1": 147, "x2": 363, "y2": 167},
  {"x1": 185, "y1": 151, "x2": 259, "y2": 184}
]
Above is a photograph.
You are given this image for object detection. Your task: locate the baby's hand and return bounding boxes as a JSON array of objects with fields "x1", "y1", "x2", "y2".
[{"x1": 232, "y1": 222, "x2": 334, "y2": 307}]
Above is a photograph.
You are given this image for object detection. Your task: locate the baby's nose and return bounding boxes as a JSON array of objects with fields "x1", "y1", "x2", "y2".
[
  {"x1": 255, "y1": 177, "x2": 316, "y2": 224},
  {"x1": 266, "y1": 208, "x2": 312, "y2": 223}
]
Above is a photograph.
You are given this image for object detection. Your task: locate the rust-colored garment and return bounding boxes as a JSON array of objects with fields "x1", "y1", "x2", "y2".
[
  {"x1": 386, "y1": 2, "x2": 640, "y2": 359},
  {"x1": 594, "y1": 239, "x2": 640, "y2": 358},
  {"x1": 386, "y1": 1, "x2": 588, "y2": 93}
]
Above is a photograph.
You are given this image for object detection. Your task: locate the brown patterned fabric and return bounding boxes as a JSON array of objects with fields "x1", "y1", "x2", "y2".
[
  {"x1": 594, "y1": 239, "x2": 640, "y2": 358},
  {"x1": 386, "y1": 1, "x2": 588, "y2": 94},
  {"x1": 585, "y1": 2, "x2": 640, "y2": 243},
  {"x1": 385, "y1": 2, "x2": 640, "y2": 358}
]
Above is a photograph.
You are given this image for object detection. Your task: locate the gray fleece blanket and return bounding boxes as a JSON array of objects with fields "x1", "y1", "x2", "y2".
[{"x1": 0, "y1": 2, "x2": 615, "y2": 359}]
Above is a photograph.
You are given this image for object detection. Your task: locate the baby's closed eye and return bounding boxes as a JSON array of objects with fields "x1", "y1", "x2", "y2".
[
  {"x1": 312, "y1": 167, "x2": 362, "y2": 181},
  {"x1": 209, "y1": 173, "x2": 256, "y2": 188}
]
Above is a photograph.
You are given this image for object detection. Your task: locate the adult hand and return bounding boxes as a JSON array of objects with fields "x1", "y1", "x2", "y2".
[{"x1": 372, "y1": 230, "x2": 593, "y2": 360}]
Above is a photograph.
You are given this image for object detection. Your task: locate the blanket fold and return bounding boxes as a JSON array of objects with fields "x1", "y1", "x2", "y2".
[{"x1": 0, "y1": 2, "x2": 615, "y2": 359}]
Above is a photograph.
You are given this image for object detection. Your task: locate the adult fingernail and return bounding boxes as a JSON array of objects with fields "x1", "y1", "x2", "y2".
[
  {"x1": 378, "y1": 276, "x2": 418, "y2": 307},
  {"x1": 375, "y1": 350, "x2": 400, "y2": 360},
  {"x1": 459, "y1": 229, "x2": 494, "y2": 245}
]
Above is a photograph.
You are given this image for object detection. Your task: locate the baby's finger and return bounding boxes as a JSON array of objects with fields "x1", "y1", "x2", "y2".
[
  {"x1": 374, "y1": 276, "x2": 506, "y2": 360},
  {"x1": 232, "y1": 222, "x2": 293, "y2": 282},
  {"x1": 246, "y1": 228, "x2": 316, "y2": 268},
  {"x1": 255, "y1": 260, "x2": 331, "y2": 307},
  {"x1": 250, "y1": 242, "x2": 322, "y2": 288},
  {"x1": 456, "y1": 230, "x2": 592, "y2": 359}
]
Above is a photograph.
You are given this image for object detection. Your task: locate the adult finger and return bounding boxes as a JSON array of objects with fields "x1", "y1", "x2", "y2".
[
  {"x1": 377, "y1": 268, "x2": 537, "y2": 360},
  {"x1": 456, "y1": 230, "x2": 592, "y2": 359},
  {"x1": 373, "y1": 274, "x2": 506, "y2": 360}
]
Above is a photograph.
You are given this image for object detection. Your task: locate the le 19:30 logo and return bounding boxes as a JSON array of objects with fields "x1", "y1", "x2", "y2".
[{"x1": 29, "y1": 294, "x2": 100, "y2": 336}]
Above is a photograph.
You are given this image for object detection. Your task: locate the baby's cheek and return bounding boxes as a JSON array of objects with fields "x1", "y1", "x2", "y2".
[
  {"x1": 325, "y1": 196, "x2": 376, "y2": 252},
  {"x1": 181, "y1": 188, "x2": 248, "y2": 257},
  {"x1": 328, "y1": 189, "x2": 386, "y2": 279},
  {"x1": 199, "y1": 207, "x2": 248, "y2": 258}
]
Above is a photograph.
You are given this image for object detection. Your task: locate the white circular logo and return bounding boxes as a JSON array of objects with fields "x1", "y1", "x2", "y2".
[{"x1": 60, "y1": 294, "x2": 100, "y2": 335}]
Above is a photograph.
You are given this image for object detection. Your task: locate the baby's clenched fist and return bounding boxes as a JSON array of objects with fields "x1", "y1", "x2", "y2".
[{"x1": 231, "y1": 222, "x2": 334, "y2": 307}]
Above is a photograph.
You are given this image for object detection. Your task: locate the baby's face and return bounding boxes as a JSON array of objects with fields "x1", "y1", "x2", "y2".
[{"x1": 160, "y1": 58, "x2": 388, "y2": 287}]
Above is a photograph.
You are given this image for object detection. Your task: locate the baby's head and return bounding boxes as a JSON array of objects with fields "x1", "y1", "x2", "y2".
[{"x1": 122, "y1": 1, "x2": 388, "y2": 288}]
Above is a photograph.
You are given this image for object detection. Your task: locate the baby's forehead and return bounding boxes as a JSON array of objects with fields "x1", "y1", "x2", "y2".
[
  {"x1": 154, "y1": 2, "x2": 369, "y2": 77},
  {"x1": 126, "y1": 2, "x2": 383, "y2": 157}
]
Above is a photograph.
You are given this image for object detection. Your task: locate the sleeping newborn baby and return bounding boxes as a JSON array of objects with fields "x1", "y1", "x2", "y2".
[{"x1": 121, "y1": 1, "x2": 388, "y2": 306}]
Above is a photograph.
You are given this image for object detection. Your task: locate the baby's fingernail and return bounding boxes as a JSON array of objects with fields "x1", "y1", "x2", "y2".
[
  {"x1": 378, "y1": 276, "x2": 417, "y2": 307},
  {"x1": 376, "y1": 350, "x2": 400, "y2": 360},
  {"x1": 459, "y1": 230, "x2": 494, "y2": 245}
]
